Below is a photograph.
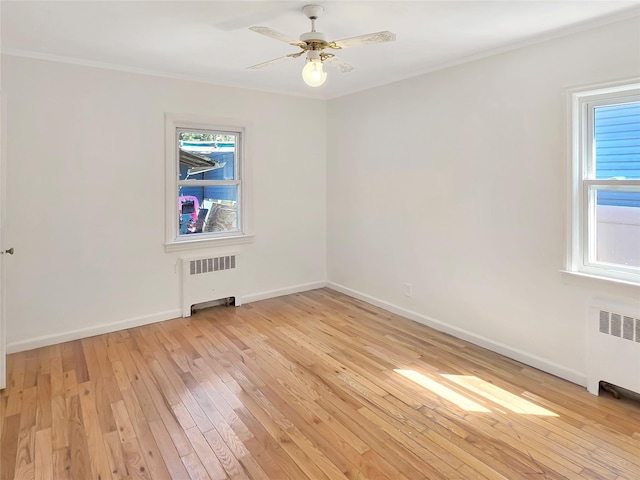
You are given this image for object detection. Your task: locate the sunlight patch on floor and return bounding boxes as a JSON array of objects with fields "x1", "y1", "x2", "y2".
[
  {"x1": 441, "y1": 375, "x2": 558, "y2": 416},
  {"x1": 394, "y1": 369, "x2": 559, "y2": 416},
  {"x1": 394, "y1": 369, "x2": 490, "y2": 412}
]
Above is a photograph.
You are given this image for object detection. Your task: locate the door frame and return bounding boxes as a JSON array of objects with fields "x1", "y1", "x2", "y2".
[{"x1": 0, "y1": 91, "x2": 7, "y2": 390}]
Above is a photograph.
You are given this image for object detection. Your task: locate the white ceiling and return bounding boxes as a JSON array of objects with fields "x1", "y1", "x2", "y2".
[{"x1": 2, "y1": 1, "x2": 639, "y2": 99}]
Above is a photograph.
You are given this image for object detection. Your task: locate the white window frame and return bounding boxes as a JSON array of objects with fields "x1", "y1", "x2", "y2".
[
  {"x1": 165, "y1": 113, "x2": 253, "y2": 252},
  {"x1": 566, "y1": 79, "x2": 640, "y2": 285}
]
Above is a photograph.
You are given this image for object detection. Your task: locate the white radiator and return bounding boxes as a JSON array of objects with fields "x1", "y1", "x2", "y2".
[
  {"x1": 587, "y1": 300, "x2": 640, "y2": 396},
  {"x1": 180, "y1": 253, "x2": 242, "y2": 317}
]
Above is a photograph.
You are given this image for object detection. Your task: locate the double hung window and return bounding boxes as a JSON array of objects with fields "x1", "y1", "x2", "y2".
[
  {"x1": 165, "y1": 115, "x2": 251, "y2": 251},
  {"x1": 567, "y1": 81, "x2": 640, "y2": 284}
]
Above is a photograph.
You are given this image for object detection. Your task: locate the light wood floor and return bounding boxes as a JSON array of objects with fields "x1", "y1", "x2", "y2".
[{"x1": 1, "y1": 289, "x2": 639, "y2": 480}]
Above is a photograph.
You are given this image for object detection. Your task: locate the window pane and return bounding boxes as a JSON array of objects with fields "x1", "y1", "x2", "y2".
[
  {"x1": 594, "y1": 102, "x2": 640, "y2": 180},
  {"x1": 178, "y1": 186, "x2": 239, "y2": 235},
  {"x1": 178, "y1": 131, "x2": 236, "y2": 181},
  {"x1": 592, "y1": 188, "x2": 640, "y2": 268}
]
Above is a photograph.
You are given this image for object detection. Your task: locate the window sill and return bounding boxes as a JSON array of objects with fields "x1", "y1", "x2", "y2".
[
  {"x1": 560, "y1": 270, "x2": 640, "y2": 288},
  {"x1": 165, "y1": 234, "x2": 254, "y2": 253}
]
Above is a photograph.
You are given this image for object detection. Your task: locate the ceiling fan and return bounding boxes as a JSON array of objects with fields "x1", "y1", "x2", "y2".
[{"x1": 247, "y1": 4, "x2": 396, "y2": 87}]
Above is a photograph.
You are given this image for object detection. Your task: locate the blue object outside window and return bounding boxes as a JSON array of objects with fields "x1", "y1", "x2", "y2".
[{"x1": 594, "y1": 103, "x2": 640, "y2": 207}]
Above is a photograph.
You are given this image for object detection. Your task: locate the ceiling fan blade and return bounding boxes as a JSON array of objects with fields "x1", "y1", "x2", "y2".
[
  {"x1": 246, "y1": 55, "x2": 291, "y2": 70},
  {"x1": 330, "y1": 31, "x2": 396, "y2": 49},
  {"x1": 324, "y1": 56, "x2": 355, "y2": 74},
  {"x1": 249, "y1": 26, "x2": 305, "y2": 47}
]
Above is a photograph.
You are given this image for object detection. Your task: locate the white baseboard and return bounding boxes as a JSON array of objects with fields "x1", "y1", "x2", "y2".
[
  {"x1": 5, "y1": 281, "x2": 327, "y2": 354},
  {"x1": 6, "y1": 280, "x2": 586, "y2": 389},
  {"x1": 6, "y1": 309, "x2": 182, "y2": 354},
  {"x1": 327, "y1": 282, "x2": 587, "y2": 387},
  {"x1": 242, "y1": 281, "x2": 327, "y2": 304}
]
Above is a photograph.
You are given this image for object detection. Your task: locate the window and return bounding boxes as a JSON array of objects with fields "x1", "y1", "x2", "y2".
[
  {"x1": 165, "y1": 114, "x2": 252, "y2": 251},
  {"x1": 567, "y1": 80, "x2": 640, "y2": 284}
]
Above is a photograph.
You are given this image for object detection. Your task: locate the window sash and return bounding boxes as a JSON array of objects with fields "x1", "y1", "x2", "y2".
[
  {"x1": 176, "y1": 127, "x2": 240, "y2": 181},
  {"x1": 582, "y1": 182, "x2": 640, "y2": 275},
  {"x1": 583, "y1": 94, "x2": 639, "y2": 181}
]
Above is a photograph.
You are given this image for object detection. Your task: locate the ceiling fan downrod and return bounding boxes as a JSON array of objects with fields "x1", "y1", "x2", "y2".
[{"x1": 300, "y1": 5, "x2": 328, "y2": 47}]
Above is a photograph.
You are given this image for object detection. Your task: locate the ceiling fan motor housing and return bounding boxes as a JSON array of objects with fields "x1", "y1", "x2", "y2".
[{"x1": 300, "y1": 30, "x2": 328, "y2": 44}]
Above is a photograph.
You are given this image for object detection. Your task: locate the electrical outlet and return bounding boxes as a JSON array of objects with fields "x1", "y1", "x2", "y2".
[{"x1": 403, "y1": 283, "x2": 412, "y2": 297}]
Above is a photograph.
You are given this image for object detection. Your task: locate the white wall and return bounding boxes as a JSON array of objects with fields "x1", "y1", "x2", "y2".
[
  {"x1": 2, "y1": 56, "x2": 327, "y2": 350},
  {"x1": 327, "y1": 17, "x2": 640, "y2": 384}
]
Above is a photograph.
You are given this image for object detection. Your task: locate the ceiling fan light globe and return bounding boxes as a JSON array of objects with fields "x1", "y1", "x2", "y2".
[{"x1": 302, "y1": 59, "x2": 327, "y2": 87}]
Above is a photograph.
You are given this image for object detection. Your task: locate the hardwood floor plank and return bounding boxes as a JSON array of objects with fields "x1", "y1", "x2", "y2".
[
  {"x1": 12, "y1": 462, "x2": 34, "y2": 480},
  {"x1": 314, "y1": 396, "x2": 430, "y2": 480},
  {"x1": 52, "y1": 447, "x2": 71, "y2": 480},
  {"x1": 181, "y1": 450, "x2": 213, "y2": 480},
  {"x1": 111, "y1": 360, "x2": 131, "y2": 392},
  {"x1": 62, "y1": 369, "x2": 78, "y2": 399},
  {"x1": 202, "y1": 426, "x2": 251, "y2": 480},
  {"x1": 35, "y1": 375, "x2": 52, "y2": 432},
  {"x1": 13, "y1": 426, "x2": 35, "y2": 477},
  {"x1": 119, "y1": 386, "x2": 172, "y2": 480},
  {"x1": 148, "y1": 419, "x2": 192, "y2": 479},
  {"x1": 46, "y1": 398, "x2": 67, "y2": 454},
  {"x1": 120, "y1": 438, "x2": 153, "y2": 480},
  {"x1": 66, "y1": 395, "x2": 92, "y2": 480},
  {"x1": 34, "y1": 428, "x2": 53, "y2": 480},
  {"x1": 234, "y1": 406, "x2": 304, "y2": 480},
  {"x1": 22, "y1": 352, "x2": 38, "y2": 391},
  {"x1": 2, "y1": 289, "x2": 639, "y2": 480},
  {"x1": 232, "y1": 388, "x2": 327, "y2": 480},
  {"x1": 5, "y1": 356, "x2": 26, "y2": 417},
  {"x1": 103, "y1": 430, "x2": 128, "y2": 480},
  {"x1": 357, "y1": 403, "x2": 460, "y2": 479},
  {"x1": 128, "y1": 349, "x2": 193, "y2": 458},
  {"x1": 184, "y1": 426, "x2": 229, "y2": 480},
  {"x1": 111, "y1": 399, "x2": 137, "y2": 445},
  {"x1": 50, "y1": 349, "x2": 64, "y2": 397},
  {"x1": 110, "y1": 398, "x2": 144, "y2": 476},
  {"x1": 77, "y1": 381, "x2": 115, "y2": 480},
  {"x1": 257, "y1": 383, "x2": 380, "y2": 480},
  {"x1": 151, "y1": 351, "x2": 216, "y2": 434},
  {"x1": 18, "y1": 387, "x2": 38, "y2": 431},
  {"x1": 72, "y1": 341, "x2": 90, "y2": 384}
]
